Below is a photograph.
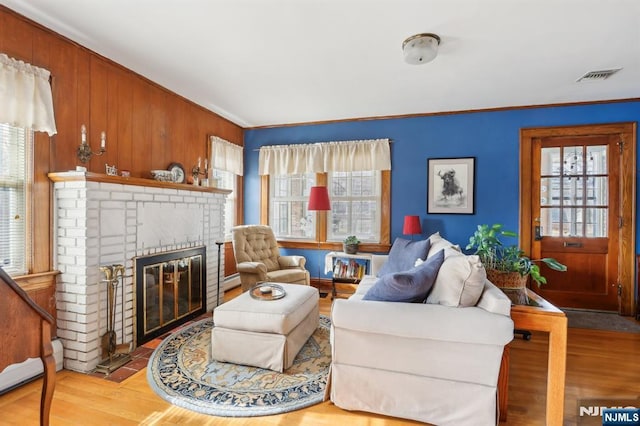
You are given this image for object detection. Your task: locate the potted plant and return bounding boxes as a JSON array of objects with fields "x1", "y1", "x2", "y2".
[
  {"x1": 466, "y1": 224, "x2": 567, "y2": 304},
  {"x1": 343, "y1": 236, "x2": 360, "y2": 254}
]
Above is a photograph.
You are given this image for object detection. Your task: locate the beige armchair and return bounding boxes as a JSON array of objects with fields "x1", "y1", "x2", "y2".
[{"x1": 231, "y1": 225, "x2": 310, "y2": 291}]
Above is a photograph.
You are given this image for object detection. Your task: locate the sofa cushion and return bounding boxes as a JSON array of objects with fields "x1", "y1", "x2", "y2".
[
  {"x1": 377, "y1": 237, "x2": 431, "y2": 277},
  {"x1": 363, "y1": 249, "x2": 445, "y2": 303},
  {"x1": 425, "y1": 247, "x2": 486, "y2": 307},
  {"x1": 476, "y1": 279, "x2": 513, "y2": 316},
  {"x1": 427, "y1": 232, "x2": 460, "y2": 258}
]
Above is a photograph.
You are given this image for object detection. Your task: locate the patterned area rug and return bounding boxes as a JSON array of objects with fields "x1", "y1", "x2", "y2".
[{"x1": 147, "y1": 315, "x2": 331, "y2": 417}]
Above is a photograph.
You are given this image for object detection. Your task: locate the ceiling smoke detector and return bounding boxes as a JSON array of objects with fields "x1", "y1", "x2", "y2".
[{"x1": 576, "y1": 68, "x2": 622, "y2": 82}]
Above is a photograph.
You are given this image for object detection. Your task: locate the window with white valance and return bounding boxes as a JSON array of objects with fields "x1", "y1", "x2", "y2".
[
  {"x1": 0, "y1": 54, "x2": 56, "y2": 275},
  {"x1": 259, "y1": 138, "x2": 390, "y2": 175},
  {"x1": 259, "y1": 139, "x2": 391, "y2": 248},
  {"x1": 210, "y1": 135, "x2": 243, "y2": 176},
  {"x1": 209, "y1": 135, "x2": 243, "y2": 239},
  {"x1": 0, "y1": 53, "x2": 57, "y2": 136}
]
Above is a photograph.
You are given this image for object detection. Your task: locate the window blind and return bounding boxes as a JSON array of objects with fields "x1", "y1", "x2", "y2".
[
  {"x1": 213, "y1": 169, "x2": 236, "y2": 240},
  {"x1": 0, "y1": 123, "x2": 31, "y2": 275}
]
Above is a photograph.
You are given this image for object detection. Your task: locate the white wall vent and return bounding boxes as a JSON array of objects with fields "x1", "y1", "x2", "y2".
[{"x1": 576, "y1": 68, "x2": 622, "y2": 82}]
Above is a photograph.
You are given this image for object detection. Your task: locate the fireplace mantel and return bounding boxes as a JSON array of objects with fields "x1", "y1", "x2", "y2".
[{"x1": 48, "y1": 171, "x2": 231, "y2": 195}]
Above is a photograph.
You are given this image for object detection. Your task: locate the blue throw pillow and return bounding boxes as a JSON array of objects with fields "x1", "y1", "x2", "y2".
[
  {"x1": 363, "y1": 249, "x2": 445, "y2": 303},
  {"x1": 377, "y1": 237, "x2": 431, "y2": 277}
]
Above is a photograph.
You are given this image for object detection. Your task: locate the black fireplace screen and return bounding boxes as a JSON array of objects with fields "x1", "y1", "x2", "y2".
[{"x1": 135, "y1": 246, "x2": 206, "y2": 345}]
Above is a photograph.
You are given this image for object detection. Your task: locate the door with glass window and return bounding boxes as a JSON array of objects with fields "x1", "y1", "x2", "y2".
[{"x1": 533, "y1": 136, "x2": 619, "y2": 310}]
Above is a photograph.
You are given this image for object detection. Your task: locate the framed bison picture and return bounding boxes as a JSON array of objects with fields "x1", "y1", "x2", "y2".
[{"x1": 427, "y1": 157, "x2": 475, "y2": 214}]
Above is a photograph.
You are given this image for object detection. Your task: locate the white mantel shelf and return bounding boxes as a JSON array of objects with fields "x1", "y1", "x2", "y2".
[{"x1": 48, "y1": 171, "x2": 232, "y2": 195}]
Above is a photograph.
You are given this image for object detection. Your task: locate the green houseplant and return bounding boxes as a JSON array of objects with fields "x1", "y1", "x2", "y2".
[
  {"x1": 466, "y1": 224, "x2": 567, "y2": 303},
  {"x1": 343, "y1": 236, "x2": 360, "y2": 254}
]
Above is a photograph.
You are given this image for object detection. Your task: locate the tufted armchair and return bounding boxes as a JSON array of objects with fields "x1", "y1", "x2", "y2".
[{"x1": 231, "y1": 225, "x2": 310, "y2": 292}]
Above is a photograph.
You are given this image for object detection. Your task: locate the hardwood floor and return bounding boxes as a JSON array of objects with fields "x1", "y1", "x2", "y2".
[{"x1": 1, "y1": 289, "x2": 639, "y2": 425}]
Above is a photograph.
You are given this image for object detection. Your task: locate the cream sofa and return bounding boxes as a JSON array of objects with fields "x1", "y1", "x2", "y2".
[{"x1": 330, "y1": 240, "x2": 514, "y2": 425}]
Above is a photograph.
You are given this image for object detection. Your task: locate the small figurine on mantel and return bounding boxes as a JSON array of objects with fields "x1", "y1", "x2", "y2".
[{"x1": 105, "y1": 164, "x2": 118, "y2": 176}]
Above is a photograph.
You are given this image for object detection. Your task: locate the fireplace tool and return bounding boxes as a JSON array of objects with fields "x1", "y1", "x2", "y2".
[{"x1": 96, "y1": 264, "x2": 131, "y2": 374}]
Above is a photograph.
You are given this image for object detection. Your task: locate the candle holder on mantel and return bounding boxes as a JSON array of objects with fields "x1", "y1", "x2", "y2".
[
  {"x1": 77, "y1": 124, "x2": 107, "y2": 163},
  {"x1": 191, "y1": 157, "x2": 210, "y2": 186},
  {"x1": 95, "y1": 264, "x2": 131, "y2": 374}
]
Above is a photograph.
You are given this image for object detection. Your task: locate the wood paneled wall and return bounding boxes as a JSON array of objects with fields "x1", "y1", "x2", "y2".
[{"x1": 0, "y1": 6, "x2": 243, "y2": 277}]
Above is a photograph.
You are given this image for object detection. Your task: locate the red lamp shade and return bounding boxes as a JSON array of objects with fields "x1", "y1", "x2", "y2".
[
  {"x1": 403, "y1": 215, "x2": 422, "y2": 235},
  {"x1": 308, "y1": 186, "x2": 331, "y2": 211}
]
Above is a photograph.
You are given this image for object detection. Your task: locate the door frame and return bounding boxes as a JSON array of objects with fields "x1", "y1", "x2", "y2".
[{"x1": 520, "y1": 122, "x2": 637, "y2": 315}]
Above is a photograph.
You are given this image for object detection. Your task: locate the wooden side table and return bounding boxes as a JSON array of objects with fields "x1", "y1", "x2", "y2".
[{"x1": 498, "y1": 289, "x2": 568, "y2": 425}]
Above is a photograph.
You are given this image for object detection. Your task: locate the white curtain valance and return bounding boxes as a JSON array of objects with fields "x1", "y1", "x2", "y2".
[
  {"x1": 0, "y1": 53, "x2": 57, "y2": 136},
  {"x1": 259, "y1": 143, "x2": 324, "y2": 175},
  {"x1": 259, "y1": 138, "x2": 390, "y2": 175},
  {"x1": 210, "y1": 135, "x2": 244, "y2": 176}
]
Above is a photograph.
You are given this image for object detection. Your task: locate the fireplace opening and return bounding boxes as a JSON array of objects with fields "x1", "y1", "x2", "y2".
[{"x1": 135, "y1": 246, "x2": 206, "y2": 345}]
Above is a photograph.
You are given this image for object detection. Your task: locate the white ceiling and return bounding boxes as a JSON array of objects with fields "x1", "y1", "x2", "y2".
[{"x1": 2, "y1": 0, "x2": 639, "y2": 128}]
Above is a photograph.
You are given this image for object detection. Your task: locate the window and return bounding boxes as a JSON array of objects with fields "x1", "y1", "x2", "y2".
[
  {"x1": 269, "y1": 173, "x2": 316, "y2": 240},
  {"x1": 265, "y1": 171, "x2": 389, "y2": 248},
  {"x1": 208, "y1": 135, "x2": 244, "y2": 242},
  {"x1": 540, "y1": 144, "x2": 608, "y2": 237},
  {"x1": 212, "y1": 169, "x2": 237, "y2": 240},
  {"x1": 0, "y1": 123, "x2": 32, "y2": 275},
  {"x1": 259, "y1": 139, "x2": 391, "y2": 249},
  {"x1": 328, "y1": 171, "x2": 381, "y2": 242}
]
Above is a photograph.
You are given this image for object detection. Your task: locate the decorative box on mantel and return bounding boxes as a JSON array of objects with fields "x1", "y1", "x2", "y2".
[{"x1": 48, "y1": 171, "x2": 230, "y2": 373}]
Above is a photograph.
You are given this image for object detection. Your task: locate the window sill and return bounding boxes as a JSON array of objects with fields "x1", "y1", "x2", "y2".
[
  {"x1": 12, "y1": 270, "x2": 60, "y2": 291},
  {"x1": 277, "y1": 240, "x2": 390, "y2": 253}
]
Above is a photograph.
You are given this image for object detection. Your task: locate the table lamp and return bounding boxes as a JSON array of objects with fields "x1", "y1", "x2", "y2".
[
  {"x1": 403, "y1": 215, "x2": 422, "y2": 240},
  {"x1": 308, "y1": 186, "x2": 331, "y2": 212},
  {"x1": 307, "y1": 186, "x2": 331, "y2": 282}
]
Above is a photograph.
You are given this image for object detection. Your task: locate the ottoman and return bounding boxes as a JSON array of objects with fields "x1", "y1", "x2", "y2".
[{"x1": 211, "y1": 283, "x2": 319, "y2": 372}]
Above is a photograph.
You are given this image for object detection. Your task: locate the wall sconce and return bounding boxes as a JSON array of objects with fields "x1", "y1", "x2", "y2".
[
  {"x1": 77, "y1": 124, "x2": 106, "y2": 163},
  {"x1": 191, "y1": 157, "x2": 209, "y2": 185}
]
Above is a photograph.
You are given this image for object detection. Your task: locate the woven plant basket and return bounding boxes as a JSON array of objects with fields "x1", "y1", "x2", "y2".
[{"x1": 486, "y1": 269, "x2": 528, "y2": 305}]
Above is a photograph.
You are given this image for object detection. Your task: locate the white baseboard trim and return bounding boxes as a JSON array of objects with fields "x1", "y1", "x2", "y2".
[
  {"x1": 0, "y1": 338, "x2": 63, "y2": 394},
  {"x1": 223, "y1": 274, "x2": 241, "y2": 291}
]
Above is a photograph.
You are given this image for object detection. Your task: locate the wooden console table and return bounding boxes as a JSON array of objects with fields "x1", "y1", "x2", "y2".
[{"x1": 498, "y1": 289, "x2": 567, "y2": 425}]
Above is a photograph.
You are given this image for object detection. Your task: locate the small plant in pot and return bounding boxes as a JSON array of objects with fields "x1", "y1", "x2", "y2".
[
  {"x1": 466, "y1": 224, "x2": 567, "y2": 305},
  {"x1": 343, "y1": 236, "x2": 360, "y2": 254}
]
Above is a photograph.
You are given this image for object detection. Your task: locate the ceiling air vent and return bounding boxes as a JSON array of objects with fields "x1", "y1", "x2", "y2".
[{"x1": 576, "y1": 68, "x2": 622, "y2": 82}]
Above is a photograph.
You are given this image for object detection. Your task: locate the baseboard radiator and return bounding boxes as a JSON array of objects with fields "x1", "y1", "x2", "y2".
[{"x1": 0, "y1": 339, "x2": 63, "y2": 395}]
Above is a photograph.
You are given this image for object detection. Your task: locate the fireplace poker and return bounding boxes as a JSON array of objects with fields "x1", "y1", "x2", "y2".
[{"x1": 216, "y1": 241, "x2": 224, "y2": 306}]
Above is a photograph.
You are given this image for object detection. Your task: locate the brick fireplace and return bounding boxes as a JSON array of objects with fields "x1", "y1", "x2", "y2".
[{"x1": 49, "y1": 172, "x2": 229, "y2": 373}]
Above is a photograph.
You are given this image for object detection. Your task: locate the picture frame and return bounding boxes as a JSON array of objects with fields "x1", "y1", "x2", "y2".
[{"x1": 427, "y1": 157, "x2": 475, "y2": 214}]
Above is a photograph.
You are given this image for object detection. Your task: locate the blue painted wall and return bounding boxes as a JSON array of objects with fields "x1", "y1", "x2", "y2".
[{"x1": 244, "y1": 101, "x2": 640, "y2": 278}]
